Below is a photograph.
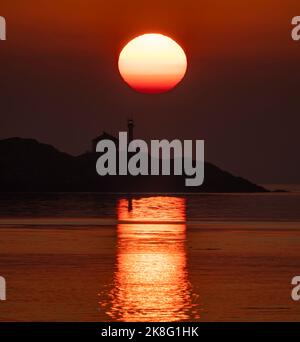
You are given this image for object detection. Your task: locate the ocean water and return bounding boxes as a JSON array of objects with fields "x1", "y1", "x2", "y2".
[
  {"x1": 0, "y1": 191, "x2": 299, "y2": 321},
  {"x1": 0, "y1": 191, "x2": 299, "y2": 222}
]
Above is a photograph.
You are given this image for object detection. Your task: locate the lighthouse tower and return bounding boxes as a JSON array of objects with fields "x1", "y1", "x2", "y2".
[{"x1": 128, "y1": 119, "x2": 134, "y2": 143}]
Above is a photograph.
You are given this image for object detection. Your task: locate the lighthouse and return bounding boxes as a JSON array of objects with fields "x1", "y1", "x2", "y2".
[{"x1": 128, "y1": 119, "x2": 134, "y2": 143}]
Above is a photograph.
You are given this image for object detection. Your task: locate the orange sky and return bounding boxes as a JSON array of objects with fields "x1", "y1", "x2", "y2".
[
  {"x1": 1, "y1": 0, "x2": 300, "y2": 57},
  {"x1": 0, "y1": 0, "x2": 300, "y2": 183}
]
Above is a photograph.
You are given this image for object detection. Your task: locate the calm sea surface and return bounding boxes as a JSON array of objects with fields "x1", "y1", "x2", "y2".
[
  {"x1": 0, "y1": 191, "x2": 299, "y2": 321},
  {"x1": 0, "y1": 191, "x2": 299, "y2": 221}
]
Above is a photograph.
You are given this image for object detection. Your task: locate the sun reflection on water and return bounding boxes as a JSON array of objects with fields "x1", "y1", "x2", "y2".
[
  {"x1": 99, "y1": 196, "x2": 200, "y2": 322},
  {"x1": 117, "y1": 196, "x2": 186, "y2": 223}
]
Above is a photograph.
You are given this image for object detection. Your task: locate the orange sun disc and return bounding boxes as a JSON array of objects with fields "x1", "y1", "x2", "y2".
[{"x1": 118, "y1": 33, "x2": 187, "y2": 94}]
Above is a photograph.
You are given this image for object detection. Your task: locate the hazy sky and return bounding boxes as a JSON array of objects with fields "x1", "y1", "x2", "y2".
[{"x1": 0, "y1": 0, "x2": 300, "y2": 183}]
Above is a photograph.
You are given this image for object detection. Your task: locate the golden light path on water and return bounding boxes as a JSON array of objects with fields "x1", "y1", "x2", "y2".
[{"x1": 99, "y1": 197, "x2": 200, "y2": 322}]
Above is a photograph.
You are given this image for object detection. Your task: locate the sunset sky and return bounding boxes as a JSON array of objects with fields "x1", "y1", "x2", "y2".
[{"x1": 0, "y1": 0, "x2": 300, "y2": 183}]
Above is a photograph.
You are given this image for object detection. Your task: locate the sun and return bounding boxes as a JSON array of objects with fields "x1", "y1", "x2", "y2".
[{"x1": 118, "y1": 33, "x2": 187, "y2": 94}]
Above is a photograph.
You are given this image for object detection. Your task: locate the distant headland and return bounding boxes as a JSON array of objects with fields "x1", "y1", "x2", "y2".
[{"x1": 0, "y1": 120, "x2": 267, "y2": 193}]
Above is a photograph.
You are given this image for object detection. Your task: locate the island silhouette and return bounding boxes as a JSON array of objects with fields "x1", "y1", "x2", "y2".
[{"x1": 0, "y1": 120, "x2": 266, "y2": 193}]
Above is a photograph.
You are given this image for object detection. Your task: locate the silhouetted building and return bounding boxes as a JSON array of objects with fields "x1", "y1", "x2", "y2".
[
  {"x1": 91, "y1": 119, "x2": 135, "y2": 152},
  {"x1": 91, "y1": 131, "x2": 118, "y2": 152}
]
